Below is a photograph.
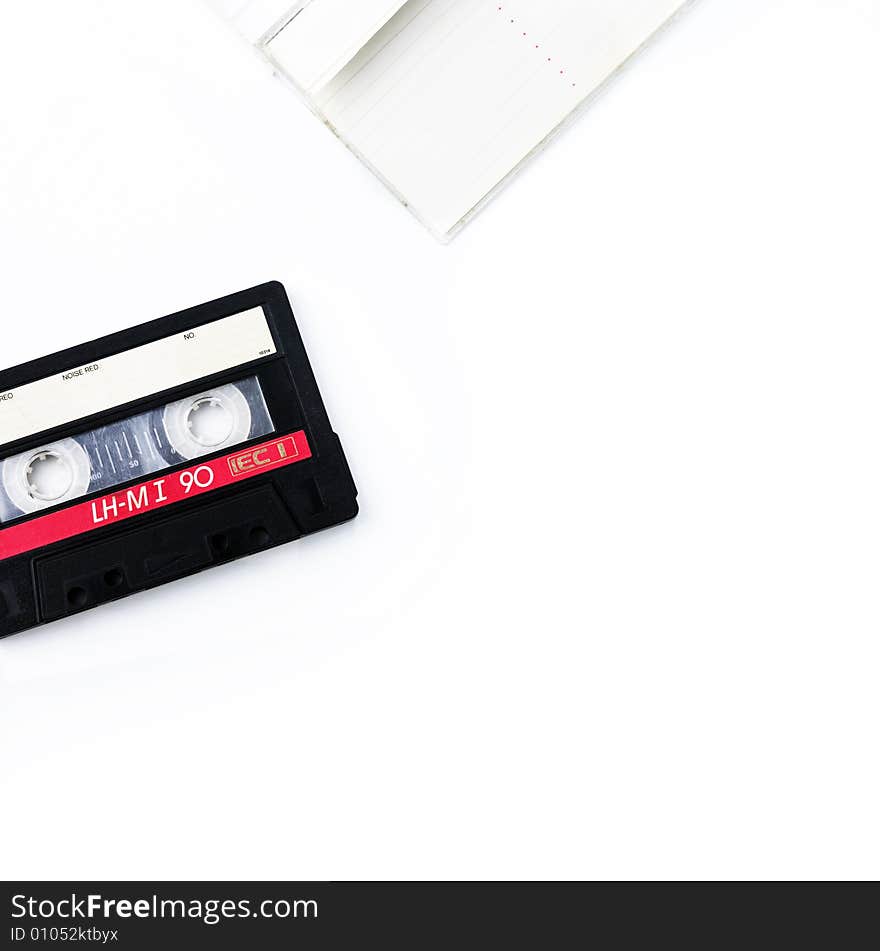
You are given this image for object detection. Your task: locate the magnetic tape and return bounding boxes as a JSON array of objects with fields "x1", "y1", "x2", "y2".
[{"x1": 0, "y1": 282, "x2": 358, "y2": 638}]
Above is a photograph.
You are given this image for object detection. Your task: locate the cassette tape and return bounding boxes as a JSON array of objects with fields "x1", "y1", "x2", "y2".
[{"x1": 0, "y1": 282, "x2": 358, "y2": 638}]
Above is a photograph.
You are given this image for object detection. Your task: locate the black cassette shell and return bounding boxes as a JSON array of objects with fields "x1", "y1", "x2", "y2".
[{"x1": 0, "y1": 282, "x2": 358, "y2": 638}]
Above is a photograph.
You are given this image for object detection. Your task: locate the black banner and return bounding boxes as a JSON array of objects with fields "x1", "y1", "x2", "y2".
[{"x1": 2, "y1": 883, "x2": 877, "y2": 949}]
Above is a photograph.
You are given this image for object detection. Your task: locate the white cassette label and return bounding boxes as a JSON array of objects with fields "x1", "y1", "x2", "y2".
[{"x1": 0, "y1": 309, "x2": 276, "y2": 445}]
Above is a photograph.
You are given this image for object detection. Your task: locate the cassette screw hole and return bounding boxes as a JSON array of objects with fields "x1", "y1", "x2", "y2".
[
  {"x1": 104, "y1": 568, "x2": 124, "y2": 588},
  {"x1": 26, "y1": 451, "x2": 74, "y2": 502},
  {"x1": 187, "y1": 397, "x2": 235, "y2": 447},
  {"x1": 211, "y1": 533, "x2": 231, "y2": 555},
  {"x1": 67, "y1": 587, "x2": 88, "y2": 609},
  {"x1": 250, "y1": 526, "x2": 270, "y2": 547}
]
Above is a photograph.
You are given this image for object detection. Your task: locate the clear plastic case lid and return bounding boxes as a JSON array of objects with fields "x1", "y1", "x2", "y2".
[{"x1": 210, "y1": 0, "x2": 693, "y2": 239}]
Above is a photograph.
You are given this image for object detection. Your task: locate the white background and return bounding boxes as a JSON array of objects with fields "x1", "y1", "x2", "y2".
[{"x1": 1, "y1": 0, "x2": 878, "y2": 881}]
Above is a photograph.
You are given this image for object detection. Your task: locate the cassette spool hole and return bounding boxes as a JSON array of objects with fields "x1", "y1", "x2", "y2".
[
  {"x1": 211, "y1": 533, "x2": 231, "y2": 555},
  {"x1": 162, "y1": 382, "x2": 256, "y2": 462},
  {"x1": 250, "y1": 526, "x2": 270, "y2": 547},
  {"x1": 186, "y1": 397, "x2": 235, "y2": 447},
  {"x1": 104, "y1": 568, "x2": 124, "y2": 588},
  {"x1": 67, "y1": 587, "x2": 88, "y2": 609},
  {"x1": 26, "y1": 451, "x2": 75, "y2": 502}
]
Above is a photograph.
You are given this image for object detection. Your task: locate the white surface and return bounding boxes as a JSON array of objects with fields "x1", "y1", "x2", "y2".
[
  {"x1": 1, "y1": 0, "x2": 879, "y2": 881},
  {"x1": 0, "y1": 308, "x2": 274, "y2": 444},
  {"x1": 214, "y1": 0, "x2": 296, "y2": 43}
]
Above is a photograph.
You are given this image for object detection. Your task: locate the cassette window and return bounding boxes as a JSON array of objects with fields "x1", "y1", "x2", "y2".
[{"x1": 0, "y1": 376, "x2": 273, "y2": 523}]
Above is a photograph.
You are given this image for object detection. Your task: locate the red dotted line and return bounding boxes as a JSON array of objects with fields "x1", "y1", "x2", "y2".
[{"x1": 497, "y1": 5, "x2": 577, "y2": 87}]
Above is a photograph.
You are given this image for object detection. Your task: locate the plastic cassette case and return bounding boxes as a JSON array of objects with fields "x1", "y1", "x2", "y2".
[
  {"x1": 0, "y1": 282, "x2": 358, "y2": 638},
  {"x1": 210, "y1": 0, "x2": 694, "y2": 238}
]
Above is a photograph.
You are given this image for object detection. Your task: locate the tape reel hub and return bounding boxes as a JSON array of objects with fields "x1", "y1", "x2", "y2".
[
  {"x1": 26, "y1": 451, "x2": 75, "y2": 502},
  {"x1": 163, "y1": 384, "x2": 252, "y2": 460},
  {"x1": 2, "y1": 438, "x2": 92, "y2": 514},
  {"x1": 186, "y1": 397, "x2": 236, "y2": 447}
]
